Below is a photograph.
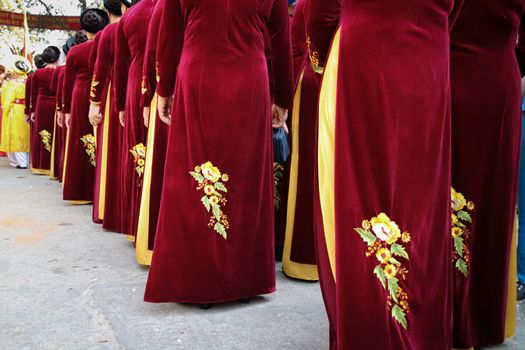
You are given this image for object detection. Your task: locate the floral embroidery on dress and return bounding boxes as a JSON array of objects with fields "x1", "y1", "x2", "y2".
[
  {"x1": 306, "y1": 36, "x2": 324, "y2": 75},
  {"x1": 273, "y1": 162, "x2": 285, "y2": 209},
  {"x1": 355, "y1": 213, "x2": 411, "y2": 330},
  {"x1": 130, "y1": 143, "x2": 146, "y2": 179},
  {"x1": 451, "y1": 187, "x2": 475, "y2": 277},
  {"x1": 141, "y1": 77, "x2": 148, "y2": 95},
  {"x1": 39, "y1": 130, "x2": 52, "y2": 152},
  {"x1": 190, "y1": 161, "x2": 230, "y2": 239},
  {"x1": 80, "y1": 134, "x2": 96, "y2": 167},
  {"x1": 90, "y1": 75, "x2": 99, "y2": 98}
]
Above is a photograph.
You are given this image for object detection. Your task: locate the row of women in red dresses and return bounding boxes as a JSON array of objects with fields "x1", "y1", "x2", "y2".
[{"x1": 25, "y1": 0, "x2": 523, "y2": 348}]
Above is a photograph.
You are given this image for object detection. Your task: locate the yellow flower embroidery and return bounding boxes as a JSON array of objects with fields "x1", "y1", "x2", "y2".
[
  {"x1": 190, "y1": 161, "x2": 230, "y2": 239},
  {"x1": 91, "y1": 75, "x2": 99, "y2": 99},
  {"x1": 306, "y1": 36, "x2": 324, "y2": 75},
  {"x1": 141, "y1": 77, "x2": 148, "y2": 95},
  {"x1": 39, "y1": 130, "x2": 52, "y2": 152},
  {"x1": 130, "y1": 143, "x2": 146, "y2": 179},
  {"x1": 274, "y1": 162, "x2": 284, "y2": 209},
  {"x1": 80, "y1": 134, "x2": 96, "y2": 167},
  {"x1": 355, "y1": 213, "x2": 410, "y2": 330},
  {"x1": 451, "y1": 187, "x2": 475, "y2": 277}
]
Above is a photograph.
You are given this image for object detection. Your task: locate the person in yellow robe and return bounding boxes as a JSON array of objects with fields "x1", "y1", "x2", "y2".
[{"x1": 0, "y1": 56, "x2": 31, "y2": 168}]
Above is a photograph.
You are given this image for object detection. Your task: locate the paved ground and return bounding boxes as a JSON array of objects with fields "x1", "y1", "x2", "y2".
[{"x1": 0, "y1": 157, "x2": 523, "y2": 350}]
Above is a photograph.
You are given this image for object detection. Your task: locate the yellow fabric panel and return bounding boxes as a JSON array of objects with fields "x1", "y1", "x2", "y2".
[
  {"x1": 135, "y1": 94, "x2": 158, "y2": 266},
  {"x1": 282, "y1": 69, "x2": 319, "y2": 281},
  {"x1": 317, "y1": 28, "x2": 341, "y2": 280},
  {"x1": 505, "y1": 215, "x2": 517, "y2": 339},
  {"x1": 62, "y1": 128, "x2": 70, "y2": 188},
  {"x1": 97, "y1": 87, "x2": 112, "y2": 220},
  {"x1": 31, "y1": 168, "x2": 50, "y2": 175}
]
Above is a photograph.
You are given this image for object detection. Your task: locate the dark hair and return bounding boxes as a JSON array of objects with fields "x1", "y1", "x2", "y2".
[
  {"x1": 80, "y1": 8, "x2": 110, "y2": 34},
  {"x1": 42, "y1": 46, "x2": 61, "y2": 63},
  {"x1": 63, "y1": 37, "x2": 76, "y2": 56},
  {"x1": 33, "y1": 54, "x2": 46, "y2": 69},
  {"x1": 74, "y1": 30, "x2": 88, "y2": 45},
  {"x1": 120, "y1": 0, "x2": 139, "y2": 8},
  {"x1": 104, "y1": 0, "x2": 122, "y2": 16}
]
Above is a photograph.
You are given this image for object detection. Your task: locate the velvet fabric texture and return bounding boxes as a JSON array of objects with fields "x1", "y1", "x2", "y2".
[
  {"x1": 49, "y1": 66, "x2": 65, "y2": 180},
  {"x1": 282, "y1": 0, "x2": 319, "y2": 281},
  {"x1": 450, "y1": 1, "x2": 525, "y2": 347},
  {"x1": 56, "y1": 68, "x2": 66, "y2": 183},
  {"x1": 62, "y1": 41, "x2": 96, "y2": 202},
  {"x1": 145, "y1": 0, "x2": 293, "y2": 303},
  {"x1": 113, "y1": 0, "x2": 156, "y2": 237},
  {"x1": 306, "y1": 0, "x2": 464, "y2": 348},
  {"x1": 30, "y1": 67, "x2": 57, "y2": 173},
  {"x1": 135, "y1": 0, "x2": 167, "y2": 265},
  {"x1": 91, "y1": 22, "x2": 122, "y2": 233}
]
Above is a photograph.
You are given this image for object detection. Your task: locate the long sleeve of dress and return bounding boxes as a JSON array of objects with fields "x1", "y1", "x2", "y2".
[
  {"x1": 91, "y1": 29, "x2": 114, "y2": 104},
  {"x1": 140, "y1": 0, "x2": 163, "y2": 108},
  {"x1": 114, "y1": 20, "x2": 131, "y2": 111},
  {"x1": 516, "y1": 16, "x2": 525, "y2": 77},
  {"x1": 266, "y1": 0, "x2": 294, "y2": 109},
  {"x1": 25, "y1": 75, "x2": 32, "y2": 115},
  {"x1": 305, "y1": 0, "x2": 340, "y2": 74},
  {"x1": 57, "y1": 70, "x2": 65, "y2": 111},
  {"x1": 291, "y1": 0, "x2": 307, "y2": 83},
  {"x1": 30, "y1": 72, "x2": 40, "y2": 113},
  {"x1": 89, "y1": 32, "x2": 102, "y2": 74},
  {"x1": 63, "y1": 54, "x2": 77, "y2": 114},
  {"x1": 449, "y1": 0, "x2": 465, "y2": 30},
  {"x1": 155, "y1": 0, "x2": 184, "y2": 98}
]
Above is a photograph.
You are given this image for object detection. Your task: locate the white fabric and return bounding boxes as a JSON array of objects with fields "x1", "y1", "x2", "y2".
[{"x1": 7, "y1": 152, "x2": 29, "y2": 168}]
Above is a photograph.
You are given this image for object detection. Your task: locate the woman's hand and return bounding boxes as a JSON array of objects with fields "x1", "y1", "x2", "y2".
[
  {"x1": 30, "y1": 112, "x2": 35, "y2": 122},
  {"x1": 119, "y1": 111, "x2": 125, "y2": 127},
  {"x1": 158, "y1": 95, "x2": 173, "y2": 125},
  {"x1": 271, "y1": 104, "x2": 289, "y2": 133},
  {"x1": 57, "y1": 111, "x2": 63, "y2": 128},
  {"x1": 143, "y1": 107, "x2": 150, "y2": 127},
  {"x1": 65, "y1": 114, "x2": 71, "y2": 129},
  {"x1": 89, "y1": 103, "x2": 103, "y2": 127}
]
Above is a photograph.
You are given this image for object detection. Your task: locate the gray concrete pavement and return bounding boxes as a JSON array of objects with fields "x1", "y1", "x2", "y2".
[{"x1": 0, "y1": 157, "x2": 523, "y2": 350}]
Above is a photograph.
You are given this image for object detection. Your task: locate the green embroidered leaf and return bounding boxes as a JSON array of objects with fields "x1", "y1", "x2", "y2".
[
  {"x1": 214, "y1": 222, "x2": 227, "y2": 239},
  {"x1": 201, "y1": 196, "x2": 211, "y2": 212},
  {"x1": 212, "y1": 204, "x2": 222, "y2": 221},
  {"x1": 453, "y1": 235, "x2": 464, "y2": 257},
  {"x1": 354, "y1": 228, "x2": 376, "y2": 245},
  {"x1": 390, "y1": 243, "x2": 409, "y2": 260},
  {"x1": 389, "y1": 257, "x2": 402, "y2": 266},
  {"x1": 456, "y1": 258, "x2": 468, "y2": 277},
  {"x1": 457, "y1": 210, "x2": 472, "y2": 223},
  {"x1": 214, "y1": 182, "x2": 228, "y2": 193},
  {"x1": 189, "y1": 171, "x2": 205, "y2": 182},
  {"x1": 387, "y1": 277, "x2": 399, "y2": 303},
  {"x1": 392, "y1": 304, "x2": 408, "y2": 330},
  {"x1": 455, "y1": 221, "x2": 466, "y2": 229},
  {"x1": 373, "y1": 264, "x2": 386, "y2": 289}
]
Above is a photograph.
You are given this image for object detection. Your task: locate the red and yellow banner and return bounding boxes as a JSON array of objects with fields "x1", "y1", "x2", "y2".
[{"x1": 0, "y1": 10, "x2": 80, "y2": 31}]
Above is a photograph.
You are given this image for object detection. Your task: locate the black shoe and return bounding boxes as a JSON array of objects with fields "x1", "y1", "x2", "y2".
[
  {"x1": 518, "y1": 282, "x2": 525, "y2": 302},
  {"x1": 199, "y1": 303, "x2": 213, "y2": 310},
  {"x1": 16, "y1": 166, "x2": 27, "y2": 169},
  {"x1": 238, "y1": 298, "x2": 250, "y2": 304}
]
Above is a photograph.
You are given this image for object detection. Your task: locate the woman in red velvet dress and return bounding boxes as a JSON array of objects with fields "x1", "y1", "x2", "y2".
[
  {"x1": 49, "y1": 65, "x2": 63, "y2": 180},
  {"x1": 30, "y1": 47, "x2": 60, "y2": 175},
  {"x1": 135, "y1": 0, "x2": 166, "y2": 266},
  {"x1": 450, "y1": 1, "x2": 525, "y2": 348},
  {"x1": 89, "y1": 1, "x2": 131, "y2": 233},
  {"x1": 281, "y1": 0, "x2": 319, "y2": 281},
  {"x1": 306, "y1": 0, "x2": 464, "y2": 348},
  {"x1": 26, "y1": 54, "x2": 46, "y2": 168},
  {"x1": 113, "y1": 0, "x2": 157, "y2": 238},
  {"x1": 62, "y1": 10, "x2": 108, "y2": 203},
  {"x1": 56, "y1": 66, "x2": 67, "y2": 182},
  {"x1": 145, "y1": 0, "x2": 293, "y2": 305}
]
